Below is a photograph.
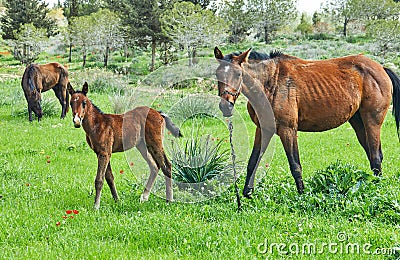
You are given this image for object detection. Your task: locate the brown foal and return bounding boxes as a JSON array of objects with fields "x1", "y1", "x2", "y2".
[{"x1": 68, "y1": 82, "x2": 182, "y2": 209}]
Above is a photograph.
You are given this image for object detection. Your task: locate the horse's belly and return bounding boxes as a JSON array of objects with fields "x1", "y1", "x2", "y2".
[{"x1": 297, "y1": 102, "x2": 358, "y2": 132}]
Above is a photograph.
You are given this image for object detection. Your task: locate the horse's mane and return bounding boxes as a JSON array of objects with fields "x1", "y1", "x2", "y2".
[{"x1": 222, "y1": 50, "x2": 284, "y2": 62}]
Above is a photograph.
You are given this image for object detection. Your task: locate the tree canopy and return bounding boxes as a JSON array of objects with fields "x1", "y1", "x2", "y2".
[{"x1": 1, "y1": 0, "x2": 55, "y2": 40}]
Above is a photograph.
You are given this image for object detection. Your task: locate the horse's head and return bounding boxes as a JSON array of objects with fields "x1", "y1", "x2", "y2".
[
  {"x1": 214, "y1": 47, "x2": 251, "y2": 117},
  {"x1": 28, "y1": 90, "x2": 43, "y2": 121},
  {"x1": 67, "y1": 82, "x2": 89, "y2": 128}
]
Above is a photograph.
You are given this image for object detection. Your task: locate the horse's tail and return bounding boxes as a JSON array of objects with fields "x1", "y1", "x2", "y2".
[
  {"x1": 159, "y1": 112, "x2": 182, "y2": 138},
  {"x1": 384, "y1": 67, "x2": 400, "y2": 139},
  {"x1": 26, "y1": 64, "x2": 37, "y2": 93}
]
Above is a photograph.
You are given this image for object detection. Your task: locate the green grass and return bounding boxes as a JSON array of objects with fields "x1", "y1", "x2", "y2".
[{"x1": 1, "y1": 41, "x2": 400, "y2": 259}]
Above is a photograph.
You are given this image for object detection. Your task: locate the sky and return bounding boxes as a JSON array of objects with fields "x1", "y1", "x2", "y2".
[
  {"x1": 297, "y1": 0, "x2": 325, "y2": 14},
  {"x1": 45, "y1": 0, "x2": 326, "y2": 14}
]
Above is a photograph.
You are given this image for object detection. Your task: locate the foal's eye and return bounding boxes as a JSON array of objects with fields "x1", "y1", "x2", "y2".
[{"x1": 82, "y1": 100, "x2": 87, "y2": 108}]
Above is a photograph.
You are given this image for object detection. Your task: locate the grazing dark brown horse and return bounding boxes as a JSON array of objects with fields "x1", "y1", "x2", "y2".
[
  {"x1": 214, "y1": 47, "x2": 400, "y2": 197},
  {"x1": 21, "y1": 62, "x2": 70, "y2": 121},
  {"x1": 68, "y1": 82, "x2": 182, "y2": 209}
]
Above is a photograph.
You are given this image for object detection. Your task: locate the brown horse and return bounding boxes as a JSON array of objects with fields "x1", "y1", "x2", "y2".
[
  {"x1": 21, "y1": 62, "x2": 70, "y2": 121},
  {"x1": 68, "y1": 82, "x2": 182, "y2": 209},
  {"x1": 214, "y1": 47, "x2": 400, "y2": 197}
]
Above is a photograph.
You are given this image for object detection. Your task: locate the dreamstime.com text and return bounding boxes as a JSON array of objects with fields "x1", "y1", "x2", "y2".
[{"x1": 257, "y1": 232, "x2": 400, "y2": 256}]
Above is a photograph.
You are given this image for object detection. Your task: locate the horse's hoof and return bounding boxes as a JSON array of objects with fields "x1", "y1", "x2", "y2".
[
  {"x1": 139, "y1": 194, "x2": 148, "y2": 203},
  {"x1": 93, "y1": 204, "x2": 100, "y2": 210},
  {"x1": 242, "y1": 187, "x2": 253, "y2": 198}
]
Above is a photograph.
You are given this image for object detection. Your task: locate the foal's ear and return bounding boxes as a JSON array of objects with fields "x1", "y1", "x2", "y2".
[
  {"x1": 82, "y1": 82, "x2": 88, "y2": 95},
  {"x1": 67, "y1": 82, "x2": 75, "y2": 95},
  {"x1": 214, "y1": 47, "x2": 224, "y2": 60},
  {"x1": 236, "y1": 48, "x2": 252, "y2": 65}
]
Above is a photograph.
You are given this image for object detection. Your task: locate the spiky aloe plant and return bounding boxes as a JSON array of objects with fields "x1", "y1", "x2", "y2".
[{"x1": 170, "y1": 135, "x2": 231, "y2": 183}]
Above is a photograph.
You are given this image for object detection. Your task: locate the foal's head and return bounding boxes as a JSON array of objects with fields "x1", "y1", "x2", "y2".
[
  {"x1": 214, "y1": 47, "x2": 251, "y2": 117},
  {"x1": 67, "y1": 82, "x2": 89, "y2": 128}
]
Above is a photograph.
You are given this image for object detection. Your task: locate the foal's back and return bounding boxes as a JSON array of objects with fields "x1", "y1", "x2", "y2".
[{"x1": 105, "y1": 106, "x2": 165, "y2": 153}]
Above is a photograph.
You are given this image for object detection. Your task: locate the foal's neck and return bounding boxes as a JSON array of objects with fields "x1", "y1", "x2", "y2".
[{"x1": 82, "y1": 100, "x2": 105, "y2": 134}]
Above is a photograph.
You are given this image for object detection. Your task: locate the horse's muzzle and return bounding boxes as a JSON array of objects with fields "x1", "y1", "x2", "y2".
[
  {"x1": 219, "y1": 99, "x2": 234, "y2": 117},
  {"x1": 73, "y1": 114, "x2": 82, "y2": 128}
]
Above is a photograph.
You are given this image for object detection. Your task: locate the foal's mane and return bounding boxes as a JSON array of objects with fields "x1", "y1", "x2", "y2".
[{"x1": 74, "y1": 91, "x2": 104, "y2": 114}]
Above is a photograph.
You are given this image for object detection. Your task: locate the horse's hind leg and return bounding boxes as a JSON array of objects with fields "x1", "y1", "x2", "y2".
[
  {"x1": 105, "y1": 162, "x2": 119, "y2": 202},
  {"x1": 349, "y1": 111, "x2": 383, "y2": 163},
  {"x1": 361, "y1": 116, "x2": 384, "y2": 176},
  {"x1": 136, "y1": 141, "x2": 159, "y2": 202},
  {"x1": 278, "y1": 127, "x2": 304, "y2": 194}
]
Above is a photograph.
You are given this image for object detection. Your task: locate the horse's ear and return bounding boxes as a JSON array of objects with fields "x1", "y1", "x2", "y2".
[
  {"x1": 236, "y1": 48, "x2": 252, "y2": 65},
  {"x1": 214, "y1": 47, "x2": 224, "y2": 60},
  {"x1": 82, "y1": 82, "x2": 88, "y2": 95},
  {"x1": 67, "y1": 82, "x2": 75, "y2": 95}
]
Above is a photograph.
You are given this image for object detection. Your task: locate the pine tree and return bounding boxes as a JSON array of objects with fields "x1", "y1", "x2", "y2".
[{"x1": 1, "y1": 0, "x2": 55, "y2": 40}]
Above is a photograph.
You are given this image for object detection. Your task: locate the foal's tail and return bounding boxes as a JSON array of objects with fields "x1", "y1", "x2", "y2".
[
  {"x1": 159, "y1": 112, "x2": 183, "y2": 138},
  {"x1": 384, "y1": 67, "x2": 400, "y2": 138}
]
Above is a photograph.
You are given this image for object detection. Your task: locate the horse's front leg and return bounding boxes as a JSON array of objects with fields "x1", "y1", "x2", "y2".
[
  {"x1": 243, "y1": 127, "x2": 261, "y2": 198},
  {"x1": 28, "y1": 106, "x2": 33, "y2": 122},
  {"x1": 278, "y1": 127, "x2": 304, "y2": 194},
  {"x1": 94, "y1": 152, "x2": 111, "y2": 209},
  {"x1": 53, "y1": 84, "x2": 67, "y2": 119}
]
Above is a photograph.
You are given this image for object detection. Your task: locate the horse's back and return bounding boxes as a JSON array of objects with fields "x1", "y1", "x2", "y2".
[{"x1": 272, "y1": 55, "x2": 392, "y2": 131}]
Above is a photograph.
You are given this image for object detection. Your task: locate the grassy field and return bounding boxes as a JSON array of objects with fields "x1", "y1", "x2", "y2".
[{"x1": 1, "y1": 39, "x2": 400, "y2": 259}]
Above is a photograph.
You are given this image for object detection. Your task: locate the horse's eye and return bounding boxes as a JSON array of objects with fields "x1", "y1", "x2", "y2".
[{"x1": 82, "y1": 100, "x2": 87, "y2": 108}]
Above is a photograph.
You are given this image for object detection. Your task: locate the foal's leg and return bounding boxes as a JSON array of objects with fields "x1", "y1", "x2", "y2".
[
  {"x1": 105, "y1": 162, "x2": 119, "y2": 202},
  {"x1": 136, "y1": 141, "x2": 159, "y2": 202},
  {"x1": 147, "y1": 140, "x2": 173, "y2": 202},
  {"x1": 278, "y1": 127, "x2": 304, "y2": 194},
  {"x1": 94, "y1": 152, "x2": 111, "y2": 209}
]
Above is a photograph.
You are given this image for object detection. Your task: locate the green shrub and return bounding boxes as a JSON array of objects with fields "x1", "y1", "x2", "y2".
[
  {"x1": 70, "y1": 68, "x2": 129, "y2": 94},
  {"x1": 170, "y1": 135, "x2": 231, "y2": 183}
]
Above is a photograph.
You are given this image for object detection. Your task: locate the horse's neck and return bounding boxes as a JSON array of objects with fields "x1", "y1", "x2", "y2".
[
  {"x1": 82, "y1": 102, "x2": 104, "y2": 134},
  {"x1": 243, "y1": 61, "x2": 276, "y2": 97}
]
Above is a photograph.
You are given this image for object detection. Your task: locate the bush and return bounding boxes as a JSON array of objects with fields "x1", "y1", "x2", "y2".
[
  {"x1": 170, "y1": 135, "x2": 231, "y2": 183},
  {"x1": 257, "y1": 161, "x2": 400, "y2": 224},
  {"x1": 70, "y1": 68, "x2": 129, "y2": 94}
]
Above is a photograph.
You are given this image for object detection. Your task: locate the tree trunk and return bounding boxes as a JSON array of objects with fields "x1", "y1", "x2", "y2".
[
  {"x1": 264, "y1": 26, "x2": 271, "y2": 44},
  {"x1": 192, "y1": 48, "x2": 197, "y2": 66},
  {"x1": 68, "y1": 43, "x2": 72, "y2": 62},
  {"x1": 104, "y1": 46, "x2": 109, "y2": 67},
  {"x1": 343, "y1": 17, "x2": 349, "y2": 37},
  {"x1": 83, "y1": 51, "x2": 86, "y2": 68},
  {"x1": 188, "y1": 48, "x2": 193, "y2": 67},
  {"x1": 151, "y1": 38, "x2": 156, "y2": 72}
]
